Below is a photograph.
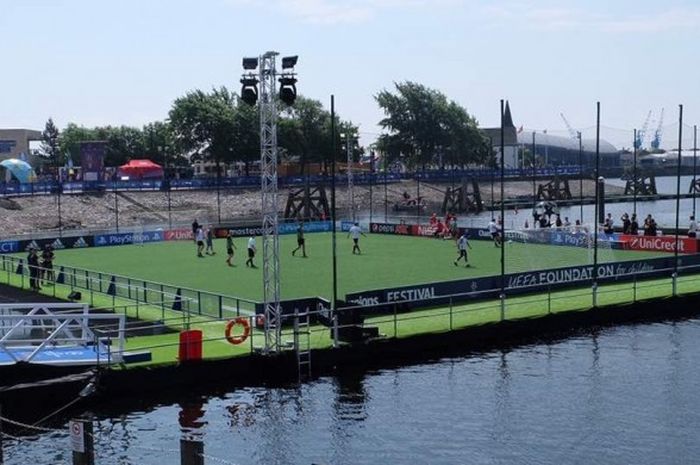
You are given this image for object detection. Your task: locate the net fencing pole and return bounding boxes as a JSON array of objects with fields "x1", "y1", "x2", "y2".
[
  {"x1": 693, "y1": 125, "x2": 697, "y2": 217},
  {"x1": 593, "y1": 102, "x2": 601, "y2": 306},
  {"x1": 578, "y1": 131, "x2": 583, "y2": 223},
  {"x1": 330, "y1": 95, "x2": 339, "y2": 348},
  {"x1": 500, "y1": 99, "x2": 506, "y2": 319},
  {"x1": 633, "y1": 129, "x2": 638, "y2": 216},
  {"x1": 674, "y1": 105, "x2": 683, "y2": 293}
]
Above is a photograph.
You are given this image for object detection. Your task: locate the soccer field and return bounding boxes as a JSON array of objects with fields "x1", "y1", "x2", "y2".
[{"x1": 32, "y1": 233, "x2": 668, "y2": 302}]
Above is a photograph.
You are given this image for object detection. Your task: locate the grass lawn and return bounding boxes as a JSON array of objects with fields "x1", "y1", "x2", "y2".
[{"x1": 23, "y1": 233, "x2": 667, "y2": 302}]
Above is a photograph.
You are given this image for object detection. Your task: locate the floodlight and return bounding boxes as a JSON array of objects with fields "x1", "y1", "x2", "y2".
[
  {"x1": 242, "y1": 57, "x2": 259, "y2": 70},
  {"x1": 281, "y1": 55, "x2": 298, "y2": 69},
  {"x1": 278, "y1": 77, "x2": 297, "y2": 105},
  {"x1": 240, "y1": 77, "x2": 259, "y2": 106}
]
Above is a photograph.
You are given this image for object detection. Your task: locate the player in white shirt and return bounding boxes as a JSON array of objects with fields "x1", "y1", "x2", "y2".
[
  {"x1": 347, "y1": 223, "x2": 366, "y2": 255},
  {"x1": 488, "y1": 219, "x2": 501, "y2": 247},
  {"x1": 454, "y1": 233, "x2": 472, "y2": 267},
  {"x1": 245, "y1": 236, "x2": 257, "y2": 267},
  {"x1": 195, "y1": 227, "x2": 206, "y2": 257}
]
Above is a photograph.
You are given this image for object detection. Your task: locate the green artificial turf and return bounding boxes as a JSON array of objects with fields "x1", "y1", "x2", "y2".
[{"x1": 21, "y1": 233, "x2": 667, "y2": 302}]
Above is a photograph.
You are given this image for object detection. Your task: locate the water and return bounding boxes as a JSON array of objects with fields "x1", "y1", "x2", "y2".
[
  {"x1": 366, "y1": 176, "x2": 700, "y2": 230},
  {"x1": 5, "y1": 318, "x2": 700, "y2": 464}
]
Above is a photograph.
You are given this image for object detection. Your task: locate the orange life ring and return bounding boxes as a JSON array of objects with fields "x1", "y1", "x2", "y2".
[{"x1": 225, "y1": 317, "x2": 250, "y2": 345}]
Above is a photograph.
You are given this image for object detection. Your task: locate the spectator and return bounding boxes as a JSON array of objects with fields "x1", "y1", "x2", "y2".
[
  {"x1": 621, "y1": 213, "x2": 631, "y2": 234},
  {"x1": 689, "y1": 215, "x2": 697, "y2": 238},
  {"x1": 630, "y1": 213, "x2": 639, "y2": 235},
  {"x1": 603, "y1": 213, "x2": 614, "y2": 235}
]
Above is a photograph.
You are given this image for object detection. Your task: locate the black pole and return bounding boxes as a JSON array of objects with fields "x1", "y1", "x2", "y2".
[
  {"x1": 330, "y1": 95, "x2": 338, "y2": 311},
  {"x1": 593, "y1": 102, "x2": 600, "y2": 282},
  {"x1": 500, "y1": 100, "x2": 505, "y2": 291},
  {"x1": 384, "y1": 156, "x2": 388, "y2": 221},
  {"x1": 693, "y1": 125, "x2": 697, "y2": 217},
  {"x1": 416, "y1": 166, "x2": 421, "y2": 223},
  {"x1": 216, "y1": 159, "x2": 222, "y2": 224},
  {"x1": 0, "y1": 404, "x2": 4, "y2": 465},
  {"x1": 531, "y1": 132, "x2": 536, "y2": 211},
  {"x1": 165, "y1": 148, "x2": 172, "y2": 229},
  {"x1": 369, "y1": 154, "x2": 374, "y2": 223},
  {"x1": 578, "y1": 132, "x2": 583, "y2": 223},
  {"x1": 633, "y1": 129, "x2": 638, "y2": 216},
  {"x1": 674, "y1": 105, "x2": 683, "y2": 275},
  {"x1": 114, "y1": 182, "x2": 119, "y2": 232}
]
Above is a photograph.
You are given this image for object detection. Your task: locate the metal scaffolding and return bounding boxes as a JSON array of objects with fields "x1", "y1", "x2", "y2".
[{"x1": 259, "y1": 51, "x2": 282, "y2": 353}]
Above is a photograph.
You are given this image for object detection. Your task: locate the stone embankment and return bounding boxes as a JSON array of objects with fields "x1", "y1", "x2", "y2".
[{"x1": 0, "y1": 179, "x2": 621, "y2": 236}]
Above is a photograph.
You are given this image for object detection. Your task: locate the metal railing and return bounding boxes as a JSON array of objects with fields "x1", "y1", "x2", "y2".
[
  {"x1": 0, "y1": 255, "x2": 258, "y2": 321},
  {"x1": 0, "y1": 303, "x2": 125, "y2": 364}
]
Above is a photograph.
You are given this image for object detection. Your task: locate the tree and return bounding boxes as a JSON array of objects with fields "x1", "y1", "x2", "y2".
[
  {"x1": 278, "y1": 96, "x2": 360, "y2": 174},
  {"x1": 41, "y1": 118, "x2": 61, "y2": 168},
  {"x1": 169, "y1": 87, "x2": 238, "y2": 174},
  {"x1": 375, "y1": 81, "x2": 489, "y2": 169}
]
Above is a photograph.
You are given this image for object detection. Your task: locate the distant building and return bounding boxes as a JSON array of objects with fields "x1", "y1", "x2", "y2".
[
  {"x1": 481, "y1": 102, "x2": 621, "y2": 169},
  {"x1": 481, "y1": 101, "x2": 519, "y2": 168},
  {"x1": 518, "y1": 131, "x2": 620, "y2": 168},
  {"x1": 0, "y1": 128, "x2": 42, "y2": 165}
]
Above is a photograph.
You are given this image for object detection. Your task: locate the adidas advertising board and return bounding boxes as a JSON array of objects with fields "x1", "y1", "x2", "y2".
[{"x1": 17, "y1": 235, "x2": 94, "y2": 252}]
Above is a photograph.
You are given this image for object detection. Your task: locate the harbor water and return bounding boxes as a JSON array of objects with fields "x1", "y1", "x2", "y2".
[{"x1": 4, "y1": 317, "x2": 700, "y2": 464}]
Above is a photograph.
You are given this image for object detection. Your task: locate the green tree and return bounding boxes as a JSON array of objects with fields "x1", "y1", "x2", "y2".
[
  {"x1": 169, "y1": 87, "x2": 237, "y2": 177},
  {"x1": 40, "y1": 117, "x2": 61, "y2": 168},
  {"x1": 375, "y1": 81, "x2": 489, "y2": 169}
]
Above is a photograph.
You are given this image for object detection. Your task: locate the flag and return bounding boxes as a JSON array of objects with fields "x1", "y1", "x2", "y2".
[{"x1": 517, "y1": 125, "x2": 523, "y2": 134}]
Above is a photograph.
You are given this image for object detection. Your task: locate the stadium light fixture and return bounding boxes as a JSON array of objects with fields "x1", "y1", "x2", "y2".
[
  {"x1": 240, "y1": 77, "x2": 259, "y2": 106},
  {"x1": 242, "y1": 57, "x2": 259, "y2": 70},
  {"x1": 281, "y1": 55, "x2": 298, "y2": 69},
  {"x1": 278, "y1": 76, "x2": 297, "y2": 105}
]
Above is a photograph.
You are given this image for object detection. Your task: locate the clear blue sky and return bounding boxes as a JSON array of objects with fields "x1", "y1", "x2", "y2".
[{"x1": 2, "y1": 0, "x2": 699, "y2": 149}]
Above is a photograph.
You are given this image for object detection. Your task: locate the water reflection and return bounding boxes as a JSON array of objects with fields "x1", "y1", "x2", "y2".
[{"x1": 4, "y1": 320, "x2": 700, "y2": 465}]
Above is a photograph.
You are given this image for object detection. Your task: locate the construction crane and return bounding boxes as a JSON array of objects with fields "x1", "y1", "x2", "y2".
[
  {"x1": 560, "y1": 113, "x2": 578, "y2": 140},
  {"x1": 635, "y1": 110, "x2": 653, "y2": 150},
  {"x1": 650, "y1": 108, "x2": 665, "y2": 151}
]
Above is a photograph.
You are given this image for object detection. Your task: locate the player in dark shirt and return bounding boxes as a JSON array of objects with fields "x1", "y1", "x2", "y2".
[
  {"x1": 191, "y1": 219, "x2": 199, "y2": 243},
  {"x1": 41, "y1": 245, "x2": 55, "y2": 284},
  {"x1": 27, "y1": 248, "x2": 41, "y2": 291},
  {"x1": 225, "y1": 231, "x2": 237, "y2": 266},
  {"x1": 291, "y1": 222, "x2": 307, "y2": 257}
]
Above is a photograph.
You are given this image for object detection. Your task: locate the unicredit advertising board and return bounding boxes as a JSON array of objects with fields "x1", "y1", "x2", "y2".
[{"x1": 621, "y1": 235, "x2": 699, "y2": 253}]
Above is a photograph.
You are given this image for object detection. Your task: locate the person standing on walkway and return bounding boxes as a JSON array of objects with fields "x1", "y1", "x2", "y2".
[{"x1": 27, "y1": 247, "x2": 41, "y2": 291}]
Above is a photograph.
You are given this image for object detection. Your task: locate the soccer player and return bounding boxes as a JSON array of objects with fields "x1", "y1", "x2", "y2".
[
  {"x1": 246, "y1": 235, "x2": 257, "y2": 267},
  {"x1": 205, "y1": 226, "x2": 216, "y2": 255},
  {"x1": 191, "y1": 219, "x2": 199, "y2": 243},
  {"x1": 347, "y1": 222, "x2": 366, "y2": 255},
  {"x1": 195, "y1": 226, "x2": 205, "y2": 257},
  {"x1": 454, "y1": 232, "x2": 472, "y2": 267},
  {"x1": 225, "y1": 231, "x2": 237, "y2": 266},
  {"x1": 488, "y1": 218, "x2": 501, "y2": 247},
  {"x1": 292, "y1": 222, "x2": 307, "y2": 257}
]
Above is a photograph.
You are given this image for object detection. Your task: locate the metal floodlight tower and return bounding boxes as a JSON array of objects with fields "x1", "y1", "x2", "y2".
[{"x1": 259, "y1": 51, "x2": 282, "y2": 354}]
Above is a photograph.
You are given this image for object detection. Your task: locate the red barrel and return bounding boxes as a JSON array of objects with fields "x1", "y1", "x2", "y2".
[{"x1": 178, "y1": 330, "x2": 203, "y2": 362}]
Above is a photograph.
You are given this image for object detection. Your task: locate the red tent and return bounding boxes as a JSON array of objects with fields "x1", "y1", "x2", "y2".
[{"x1": 117, "y1": 159, "x2": 164, "y2": 180}]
